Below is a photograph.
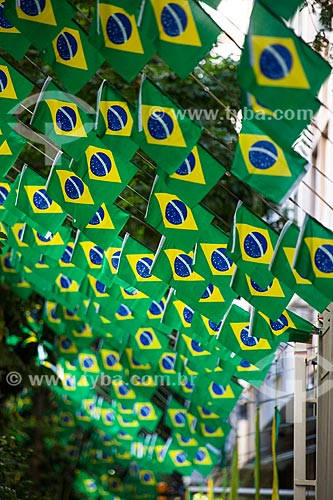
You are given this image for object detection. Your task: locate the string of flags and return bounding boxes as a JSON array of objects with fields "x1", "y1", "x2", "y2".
[{"x1": 0, "y1": 0, "x2": 331, "y2": 498}]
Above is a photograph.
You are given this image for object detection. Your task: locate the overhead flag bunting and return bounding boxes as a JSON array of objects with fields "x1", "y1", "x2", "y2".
[
  {"x1": 0, "y1": 124, "x2": 26, "y2": 177},
  {"x1": 0, "y1": 0, "x2": 327, "y2": 491},
  {"x1": 117, "y1": 234, "x2": 168, "y2": 300},
  {"x1": 95, "y1": 79, "x2": 138, "y2": 157},
  {"x1": 250, "y1": 307, "x2": 315, "y2": 343},
  {"x1": 4, "y1": 166, "x2": 67, "y2": 235}
]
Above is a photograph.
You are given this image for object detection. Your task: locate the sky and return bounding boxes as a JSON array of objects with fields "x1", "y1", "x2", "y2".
[{"x1": 204, "y1": 0, "x2": 253, "y2": 59}]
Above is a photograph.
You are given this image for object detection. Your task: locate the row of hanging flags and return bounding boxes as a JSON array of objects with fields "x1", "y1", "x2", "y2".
[{"x1": 0, "y1": 0, "x2": 331, "y2": 497}]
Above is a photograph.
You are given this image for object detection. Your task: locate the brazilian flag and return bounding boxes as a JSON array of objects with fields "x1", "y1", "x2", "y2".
[
  {"x1": 269, "y1": 221, "x2": 330, "y2": 312},
  {"x1": 231, "y1": 268, "x2": 294, "y2": 322},
  {"x1": 22, "y1": 223, "x2": 71, "y2": 262},
  {"x1": 218, "y1": 304, "x2": 279, "y2": 368},
  {"x1": 133, "y1": 78, "x2": 202, "y2": 174},
  {"x1": 0, "y1": 56, "x2": 34, "y2": 113},
  {"x1": 117, "y1": 235, "x2": 168, "y2": 300},
  {"x1": 72, "y1": 137, "x2": 138, "y2": 206},
  {"x1": 135, "y1": 402, "x2": 163, "y2": 432},
  {"x1": 4, "y1": 0, "x2": 77, "y2": 51},
  {"x1": 0, "y1": 1, "x2": 30, "y2": 61},
  {"x1": 231, "y1": 119, "x2": 308, "y2": 204},
  {"x1": 0, "y1": 124, "x2": 26, "y2": 177},
  {"x1": 99, "y1": 236, "x2": 123, "y2": 287},
  {"x1": 192, "y1": 223, "x2": 237, "y2": 304},
  {"x1": 146, "y1": 176, "x2": 215, "y2": 252},
  {"x1": 41, "y1": 19, "x2": 104, "y2": 94},
  {"x1": 80, "y1": 201, "x2": 129, "y2": 250},
  {"x1": 4, "y1": 166, "x2": 67, "y2": 235},
  {"x1": 0, "y1": 176, "x2": 12, "y2": 213},
  {"x1": 162, "y1": 295, "x2": 195, "y2": 333},
  {"x1": 157, "y1": 144, "x2": 225, "y2": 208},
  {"x1": 31, "y1": 80, "x2": 95, "y2": 162},
  {"x1": 89, "y1": 0, "x2": 158, "y2": 82},
  {"x1": 71, "y1": 232, "x2": 106, "y2": 280},
  {"x1": 293, "y1": 214, "x2": 333, "y2": 300},
  {"x1": 151, "y1": 0, "x2": 221, "y2": 78},
  {"x1": 191, "y1": 312, "x2": 223, "y2": 347},
  {"x1": 227, "y1": 201, "x2": 278, "y2": 288},
  {"x1": 46, "y1": 153, "x2": 99, "y2": 229},
  {"x1": 177, "y1": 333, "x2": 218, "y2": 373},
  {"x1": 96, "y1": 79, "x2": 138, "y2": 158},
  {"x1": 233, "y1": 355, "x2": 271, "y2": 388},
  {"x1": 250, "y1": 307, "x2": 315, "y2": 343},
  {"x1": 241, "y1": 92, "x2": 311, "y2": 150},
  {"x1": 238, "y1": 2, "x2": 331, "y2": 113}
]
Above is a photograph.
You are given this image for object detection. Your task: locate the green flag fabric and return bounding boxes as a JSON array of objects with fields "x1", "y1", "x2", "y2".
[
  {"x1": 231, "y1": 119, "x2": 309, "y2": 204},
  {"x1": 0, "y1": 56, "x2": 34, "y2": 114},
  {"x1": 46, "y1": 153, "x2": 99, "y2": 229},
  {"x1": 269, "y1": 221, "x2": 330, "y2": 312},
  {"x1": 218, "y1": 304, "x2": 279, "y2": 368},
  {"x1": 0, "y1": 124, "x2": 26, "y2": 176},
  {"x1": 41, "y1": 19, "x2": 104, "y2": 94},
  {"x1": 81, "y1": 202, "x2": 129, "y2": 250},
  {"x1": 157, "y1": 144, "x2": 226, "y2": 208},
  {"x1": 117, "y1": 234, "x2": 168, "y2": 300},
  {"x1": 4, "y1": 0, "x2": 77, "y2": 51},
  {"x1": 227, "y1": 201, "x2": 278, "y2": 288},
  {"x1": 258, "y1": 0, "x2": 303, "y2": 19},
  {"x1": 72, "y1": 139, "x2": 138, "y2": 207},
  {"x1": 4, "y1": 166, "x2": 67, "y2": 235},
  {"x1": 0, "y1": 1, "x2": 31, "y2": 60},
  {"x1": 31, "y1": 80, "x2": 95, "y2": 161},
  {"x1": 95, "y1": 79, "x2": 139, "y2": 156},
  {"x1": 133, "y1": 78, "x2": 202, "y2": 173},
  {"x1": 151, "y1": 0, "x2": 222, "y2": 78},
  {"x1": 238, "y1": 2, "x2": 331, "y2": 112},
  {"x1": 145, "y1": 176, "x2": 215, "y2": 252},
  {"x1": 293, "y1": 214, "x2": 333, "y2": 300},
  {"x1": 88, "y1": 0, "x2": 158, "y2": 82},
  {"x1": 231, "y1": 267, "x2": 294, "y2": 321},
  {"x1": 250, "y1": 307, "x2": 315, "y2": 343}
]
